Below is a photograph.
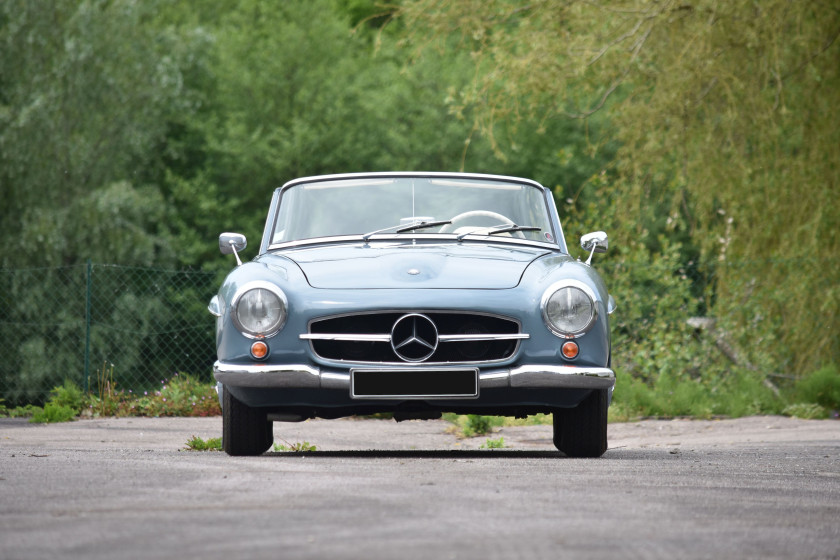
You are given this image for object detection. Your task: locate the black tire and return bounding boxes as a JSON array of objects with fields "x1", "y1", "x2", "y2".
[
  {"x1": 222, "y1": 386, "x2": 273, "y2": 456},
  {"x1": 552, "y1": 388, "x2": 608, "y2": 458}
]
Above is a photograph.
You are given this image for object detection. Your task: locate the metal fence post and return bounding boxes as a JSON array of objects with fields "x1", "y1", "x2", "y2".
[{"x1": 83, "y1": 260, "x2": 92, "y2": 392}]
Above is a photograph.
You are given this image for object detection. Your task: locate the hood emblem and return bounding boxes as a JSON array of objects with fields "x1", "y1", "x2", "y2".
[{"x1": 391, "y1": 314, "x2": 438, "y2": 362}]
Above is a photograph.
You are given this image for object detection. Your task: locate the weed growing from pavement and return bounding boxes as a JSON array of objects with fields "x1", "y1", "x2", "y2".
[
  {"x1": 444, "y1": 414, "x2": 507, "y2": 438},
  {"x1": 481, "y1": 437, "x2": 506, "y2": 449},
  {"x1": 184, "y1": 435, "x2": 223, "y2": 451},
  {"x1": 273, "y1": 440, "x2": 317, "y2": 452}
]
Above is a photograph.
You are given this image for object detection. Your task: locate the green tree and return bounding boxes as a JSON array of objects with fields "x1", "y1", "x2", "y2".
[
  {"x1": 0, "y1": 0, "x2": 196, "y2": 268},
  {"x1": 162, "y1": 0, "x2": 608, "y2": 270}
]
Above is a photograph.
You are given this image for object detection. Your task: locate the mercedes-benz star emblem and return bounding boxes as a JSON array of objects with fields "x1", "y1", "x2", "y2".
[{"x1": 390, "y1": 314, "x2": 439, "y2": 362}]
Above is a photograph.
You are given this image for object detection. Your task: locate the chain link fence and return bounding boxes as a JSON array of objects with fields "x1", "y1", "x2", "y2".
[{"x1": 0, "y1": 262, "x2": 219, "y2": 405}]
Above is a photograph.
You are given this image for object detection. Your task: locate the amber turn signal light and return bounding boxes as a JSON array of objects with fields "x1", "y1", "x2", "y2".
[
  {"x1": 561, "y1": 341, "x2": 579, "y2": 360},
  {"x1": 250, "y1": 340, "x2": 269, "y2": 359}
]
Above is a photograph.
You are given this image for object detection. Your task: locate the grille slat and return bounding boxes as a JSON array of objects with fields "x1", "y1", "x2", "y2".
[{"x1": 306, "y1": 312, "x2": 524, "y2": 364}]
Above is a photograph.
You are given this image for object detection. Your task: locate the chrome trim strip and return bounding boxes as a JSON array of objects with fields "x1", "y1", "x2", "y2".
[
  {"x1": 300, "y1": 332, "x2": 529, "y2": 342},
  {"x1": 300, "y1": 333, "x2": 392, "y2": 342},
  {"x1": 281, "y1": 171, "x2": 546, "y2": 190},
  {"x1": 508, "y1": 364, "x2": 614, "y2": 385},
  {"x1": 438, "y1": 333, "x2": 530, "y2": 342},
  {"x1": 267, "y1": 234, "x2": 559, "y2": 252},
  {"x1": 307, "y1": 309, "x2": 524, "y2": 327},
  {"x1": 213, "y1": 362, "x2": 320, "y2": 376},
  {"x1": 213, "y1": 362, "x2": 320, "y2": 389}
]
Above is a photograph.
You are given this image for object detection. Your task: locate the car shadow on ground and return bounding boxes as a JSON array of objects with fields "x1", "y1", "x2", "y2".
[
  {"x1": 258, "y1": 449, "x2": 661, "y2": 459},
  {"x1": 263, "y1": 449, "x2": 562, "y2": 459},
  {"x1": 258, "y1": 448, "x2": 671, "y2": 460}
]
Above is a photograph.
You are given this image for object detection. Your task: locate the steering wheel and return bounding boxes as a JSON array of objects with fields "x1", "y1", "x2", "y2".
[{"x1": 439, "y1": 210, "x2": 523, "y2": 238}]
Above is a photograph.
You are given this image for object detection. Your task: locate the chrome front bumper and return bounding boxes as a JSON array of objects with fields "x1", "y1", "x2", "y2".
[{"x1": 213, "y1": 362, "x2": 615, "y2": 392}]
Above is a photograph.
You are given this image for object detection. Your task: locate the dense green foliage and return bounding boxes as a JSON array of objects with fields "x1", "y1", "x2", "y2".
[
  {"x1": 0, "y1": 0, "x2": 607, "y2": 271},
  {"x1": 1, "y1": 1, "x2": 837, "y2": 416},
  {"x1": 400, "y1": 0, "x2": 840, "y2": 404}
]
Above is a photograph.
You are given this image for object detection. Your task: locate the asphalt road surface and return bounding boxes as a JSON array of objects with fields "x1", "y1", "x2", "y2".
[{"x1": 1, "y1": 415, "x2": 838, "y2": 560}]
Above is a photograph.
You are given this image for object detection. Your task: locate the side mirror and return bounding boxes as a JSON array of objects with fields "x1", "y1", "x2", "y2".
[
  {"x1": 580, "y1": 231, "x2": 608, "y2": 265},
  {"x1": 219, "y1": 232, "x2": 247, "y2": 266}
]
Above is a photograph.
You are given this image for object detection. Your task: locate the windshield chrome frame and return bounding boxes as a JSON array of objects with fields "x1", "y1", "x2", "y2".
[{"x1": 260, "y1": 172, "x2": 569, "y2": 255}]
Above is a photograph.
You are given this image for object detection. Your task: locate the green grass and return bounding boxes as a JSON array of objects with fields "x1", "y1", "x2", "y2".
[{"x1": 781, "y1": 403, "x2": 829, "y2": 420}]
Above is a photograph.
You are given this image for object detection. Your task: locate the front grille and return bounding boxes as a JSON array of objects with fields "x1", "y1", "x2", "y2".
[{"x1": 306, "y1": 312, "x2": 524, "y2": 364}]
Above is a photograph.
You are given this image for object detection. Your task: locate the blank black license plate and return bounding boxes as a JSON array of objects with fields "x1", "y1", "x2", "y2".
[{"x1": 351, "y1": 369, "x2": 479, "y2": 399}]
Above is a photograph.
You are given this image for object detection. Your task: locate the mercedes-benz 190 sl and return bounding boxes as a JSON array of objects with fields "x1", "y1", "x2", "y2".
[{"x1": 209, "y1": 172, "x2": 616, "y2": 456}]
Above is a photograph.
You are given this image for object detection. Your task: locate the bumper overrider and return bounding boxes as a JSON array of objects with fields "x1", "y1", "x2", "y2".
[{"x1": 213, "y1": 362, "x2": 615, "y2": 393}]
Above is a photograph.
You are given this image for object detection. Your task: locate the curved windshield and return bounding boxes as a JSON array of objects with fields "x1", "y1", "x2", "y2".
[{"x1": 270, "y1": 177, "x2": 556, "y2": 245}]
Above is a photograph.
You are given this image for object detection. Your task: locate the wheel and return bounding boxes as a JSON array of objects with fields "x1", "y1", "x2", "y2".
[
  {"x1": 222, "y1": 386, "x2": 274, "y2": 456},
  {"x1": 552, "y1": 389, "x2": 608, "y2": 457}
]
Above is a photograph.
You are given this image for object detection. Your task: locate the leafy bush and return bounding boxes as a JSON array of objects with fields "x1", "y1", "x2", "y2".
[
  {"x1": 792, "y1": 365, "x2": 840, "y2": 411},
  {"x1": 50, "y1": 379, "x2": 86, "y2": 413},
  {"x1": 85, "y1": 372, "x2": 221, "y2": 418},
  {"x1": 1, "y1": 403, "x2": 39, "y2": 418},
  {"x1": 610, "y1": 367, "x2": 784, "y2": 420},
  {"x1": 464, "y1": 415, "x2": 494, "y2": 437},
  {"x1": 782, "y1": 403, "x2": 829, "y2": 420},
  {"x1": 29, "y1": 402, "x2": 78, "y2": 423},
  {"x1": 25, "y1": 380, "x2": 85, "y2": 423}
]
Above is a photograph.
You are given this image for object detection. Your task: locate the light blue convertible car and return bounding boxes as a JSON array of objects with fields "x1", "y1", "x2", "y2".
[{"x1": 209, "y1": 172, "x2": 616, "y2": 456}]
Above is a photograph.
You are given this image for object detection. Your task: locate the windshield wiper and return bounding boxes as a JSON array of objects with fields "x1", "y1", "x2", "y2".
[
  {"x1": 488, "y1": 225, "x2": 541, "y2": 235},
  {"x1": 363, "y1": 220, "x2": 452, "y2": 241},
  {"x1": 396, "y1": 220, "x2": 451, "y2": 233},
  {"x1": 456, "y1": 224, "x2": 541, "y2": 241}
]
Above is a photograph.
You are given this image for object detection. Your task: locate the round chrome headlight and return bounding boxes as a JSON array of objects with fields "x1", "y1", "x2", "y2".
[
  {"x1": 231, "y1": 283, "x2": 287, "y2": 338},
  {"x1": 542, "y1": 282, "x2": 597, "y2": 338}
]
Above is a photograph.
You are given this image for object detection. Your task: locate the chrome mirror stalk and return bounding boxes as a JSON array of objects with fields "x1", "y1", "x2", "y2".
[
  {"x1": 219, "y1": 233, "x2": 247, "y2": 266},
  {"x1": 580, "y1": 231, "x2": 608, "y2": 265}
]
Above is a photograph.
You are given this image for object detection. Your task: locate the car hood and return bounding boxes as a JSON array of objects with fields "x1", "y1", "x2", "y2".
[{"x1": 272, "y1": 242, "x2": 554, "y2": 289}]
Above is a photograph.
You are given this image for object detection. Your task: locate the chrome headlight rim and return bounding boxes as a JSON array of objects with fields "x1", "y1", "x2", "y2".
[
  {"x1": 541, "y1": 279, "x2": 598, "y2": 339},
  {"x1": 230, "y1": 281, "x2": 288, "y2": 339}
]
